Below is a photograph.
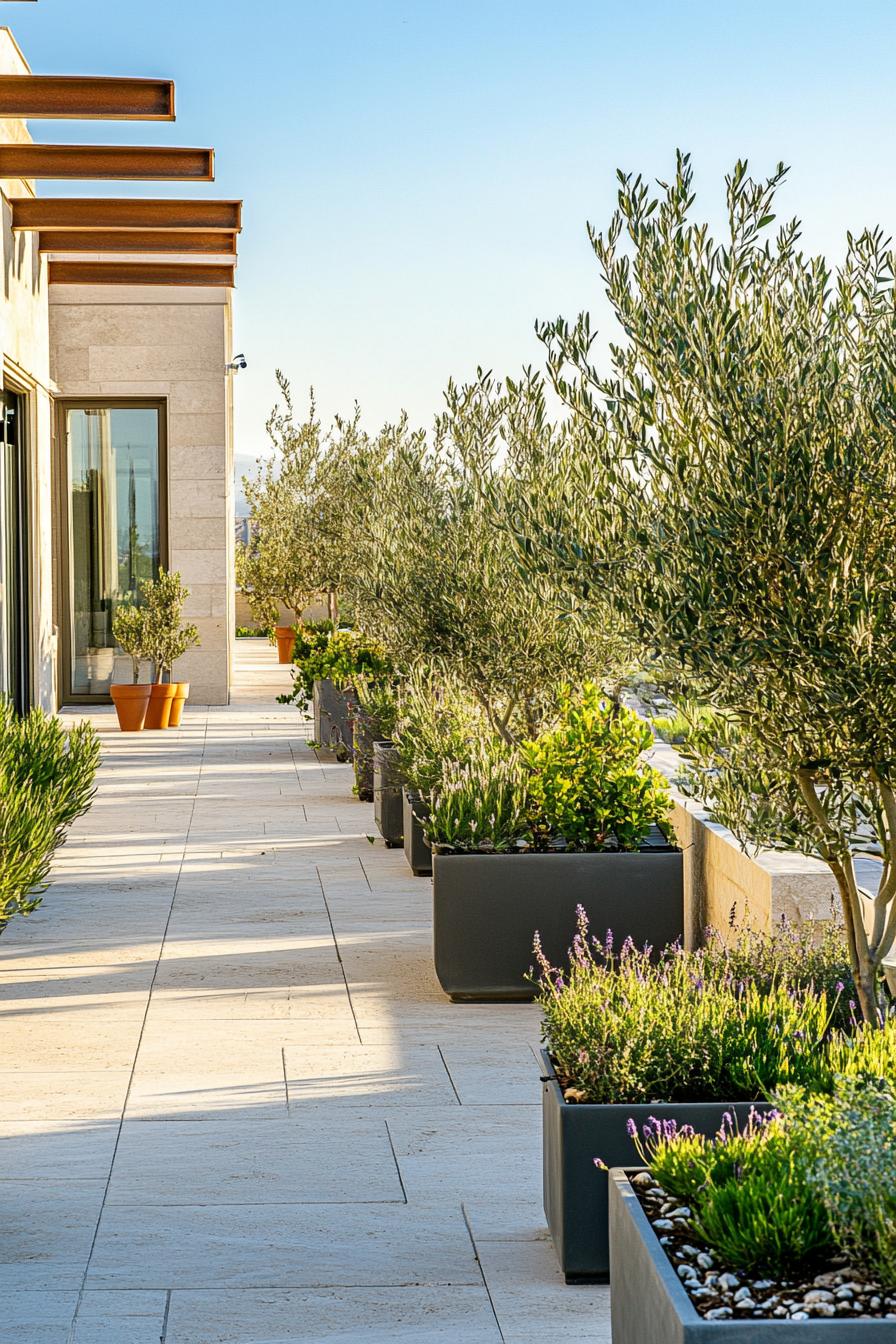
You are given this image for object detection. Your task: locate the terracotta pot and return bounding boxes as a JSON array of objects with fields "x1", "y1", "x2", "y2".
[
  {"x1": 168, "y1": 682, "x2": 190, "y2": 727},
  {"x1": 144, "y1": 682, "x2": 179, "y2": 730},
  {"x1": 274, "y1": 624, "x2": 295, "y2": 663},
  {"x1": 110, "y1": 683, "x2": 152, "y2": 733}
]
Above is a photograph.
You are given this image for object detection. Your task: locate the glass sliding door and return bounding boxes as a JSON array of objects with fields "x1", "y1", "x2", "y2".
[
  {"x1": 0, "y1": 391, "x2": 29, "y2": 714},
  {"x1": 62, "y1": 404, "x2": 165, "y2": 698}
]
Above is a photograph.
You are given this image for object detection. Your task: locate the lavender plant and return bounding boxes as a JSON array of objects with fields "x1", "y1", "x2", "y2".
[
  {"x1": 539, "y1": 909, "x2": 847, "y2": 1104},
  {"x1": 632, "y1": 1110, "x2": 834, "y2": 1275},
  {"x1": 632, "y1": 1079, "x2": 896, "y2": 1283}
]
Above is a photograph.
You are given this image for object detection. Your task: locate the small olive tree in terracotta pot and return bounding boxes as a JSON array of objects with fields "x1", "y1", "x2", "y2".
[
  {"x1": 109, "y1": 599, "x2": 151, "y2": 732},
  {"x1": 141, "y1": 570, "x2": 200, "y2": 729}
]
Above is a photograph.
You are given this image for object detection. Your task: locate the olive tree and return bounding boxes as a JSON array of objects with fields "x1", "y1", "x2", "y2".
[
  {"x1": 238, "y1": 374, "x2": 388, "y2": 627},
  {"x1": 522, "y1": 152, "x2": 896, "y2": 1023},
  {"x1": 353, "y1": 369, "x2": 632, "y2": 742}
]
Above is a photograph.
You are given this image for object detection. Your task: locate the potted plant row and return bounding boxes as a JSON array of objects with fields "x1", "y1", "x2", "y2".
[
  {"x1": 278, "y1": 625, "x2": 391, "y2": 765},
  {"x1": 424, "y1": 686, "x2": 682, "y2": 1002},
  {"x1": 109, "y1": 570, "x2": 200, "y2": 733},
  {"x1": 538, "y1": 916, "x2": 865, "y2": 1283},
  {"x1": 609, "y1": 1058, "x2": 896, "y2": 1338}
]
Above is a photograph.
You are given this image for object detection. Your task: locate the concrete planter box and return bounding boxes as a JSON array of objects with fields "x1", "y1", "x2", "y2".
[
  {"x1": 542, "y1": 1053, "x2": 768, "y2": 1283},
  {"x1": 373, "y1": 741, "x2": 403, "y2": 846},
  {"x1": 312, "y1": 678, "x2": 353, "y2": 756},
  {"x1": 403, "y1": 790, "x2": 432, "y2": 876},
  {"x1": 350, "y1": 704, "x2": 375, "y2": 802},
  {"x1": 433, "y1": 846, "x2": 683, "y2": 1003},
  {"x1": 609, "y1": 1167, "x2": 892, "y2": 1340}
]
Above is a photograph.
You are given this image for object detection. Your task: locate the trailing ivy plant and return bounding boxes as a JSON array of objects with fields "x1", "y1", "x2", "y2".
[
  {"x1": 0, "y1": 700, "x2": 100, "y2": 929},
  {"x1": 519, "y1": 153, "x2": 896, "y2": 1024}
]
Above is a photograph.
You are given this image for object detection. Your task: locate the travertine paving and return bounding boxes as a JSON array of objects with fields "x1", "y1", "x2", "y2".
[{"x1": 0, "y1": 641, "x2": 611, "y2": 1343}]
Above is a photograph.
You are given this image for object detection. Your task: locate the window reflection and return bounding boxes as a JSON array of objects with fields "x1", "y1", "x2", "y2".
[{"x1": 67, "y1": 407, "x2": 161, "y2": 695}]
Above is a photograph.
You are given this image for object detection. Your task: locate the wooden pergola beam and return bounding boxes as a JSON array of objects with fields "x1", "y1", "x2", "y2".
[
  {"x1": 11, "y1": 197, "x2": 242, "y2": 232},
  {"x1": 48, "y1": 260, "x2": 236, "y2": 287},
  {"x1": 0, "y1": 144, "x2": 214, "y2": 181},
  {"x1": 0, "y1": 75, "x2": 176, "y2": 120},
  {"x1": 39, "y1": 229, "x2": 237, "y2": 255}
]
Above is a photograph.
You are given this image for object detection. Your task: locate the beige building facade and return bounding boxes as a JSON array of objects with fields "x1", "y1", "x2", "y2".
[
  {"x1": 49, "y1": 285, "x2": 235, "y2": 704},
  {"x1": 0, "y1": 27, "x2": 239, "y2": 713}
]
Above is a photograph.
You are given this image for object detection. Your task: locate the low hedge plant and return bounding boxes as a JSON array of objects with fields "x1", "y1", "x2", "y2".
[
  {"x1": 419, "y1": 683, "x2": 673, "y2": 854},
  {"x1": 538, "y1": 908, "x2": 880, "y2": 1105},
  {"x1": 1, "y1": 700, "x2": 100, "y2": 929}
]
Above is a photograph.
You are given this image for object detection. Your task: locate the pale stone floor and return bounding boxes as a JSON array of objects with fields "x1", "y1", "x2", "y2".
[{"x1": 0, "y1": 641, "x2": 611, "y2": 1344}]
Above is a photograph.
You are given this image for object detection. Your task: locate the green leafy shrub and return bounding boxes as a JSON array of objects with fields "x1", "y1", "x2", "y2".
[
  {"x1": 792, "y1": 1079, "x2": 896, "y2": 1286},
  {"x1": 0, "y1": 701, "x2": 100, "y2": 929},
  {"x1": 523, "y1": 685, "x2": 671, "y2": 851},
  {"x1": 280, "y1": 626, "x2": 390, "y2": 712},
  {"x1": 539, "y1": 909, "x2": 850, "y2": 1105}
]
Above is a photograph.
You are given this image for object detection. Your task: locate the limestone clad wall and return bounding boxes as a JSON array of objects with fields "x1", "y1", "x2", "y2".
[{"x1": 48, "y1": 285, "x2": 235, "y2": 704}]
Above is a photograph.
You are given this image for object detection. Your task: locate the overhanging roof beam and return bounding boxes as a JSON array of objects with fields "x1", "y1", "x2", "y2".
[
  {"x1": 39, "y1": 229, "x2": 237, "y2": 255},
  {"x1": 0, "y1": 75, "x2": 176, "y2": 120},
  {"x1": 48, "y1": 260, "x2": 236, "y2": 287},
  {"x1": 11, "y1": 198, "x2": 241, "y2": 232},
  {"x1": 0, "y1": 144, "x2": 214, "y2": 180}
]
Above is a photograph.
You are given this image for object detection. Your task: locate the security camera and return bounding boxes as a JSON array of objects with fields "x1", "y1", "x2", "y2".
[{"x1": 227, "y1": 354, "x2": 248, "y2": 372}]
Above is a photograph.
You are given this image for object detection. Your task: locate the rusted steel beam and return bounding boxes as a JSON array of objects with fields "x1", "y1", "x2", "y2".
[
  {"x1": 0, "y1": 75, "x2": 176, "y2": 120},
  {"x1": 0, "y1": 144, "x2": 214, "y2": 180}
]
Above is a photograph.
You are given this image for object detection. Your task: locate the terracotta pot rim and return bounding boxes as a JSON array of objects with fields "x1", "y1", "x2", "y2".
[
  {"x1": 110, "y1": 683, "x2": 152, "y2": 699},
  {"x1": 149, "y1": 683, "x2": 179, "y2": 699}
]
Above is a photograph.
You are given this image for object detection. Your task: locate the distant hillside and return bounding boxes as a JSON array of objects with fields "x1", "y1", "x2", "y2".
[{"x1": 234, "y1": 451, "x2": 264, "y2": 518}]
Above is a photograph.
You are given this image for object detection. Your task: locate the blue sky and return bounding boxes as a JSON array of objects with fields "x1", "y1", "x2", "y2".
[{"x1": 8, "y1": 0, "x2": 896, "y2": 464}]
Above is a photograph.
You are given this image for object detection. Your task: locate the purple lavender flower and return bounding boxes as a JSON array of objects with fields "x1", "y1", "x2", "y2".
[
  {"x1": 593, "y1": 1157, "x2": 608, "y2": 1170},
  {"x1": 626, "y1": 1118, "x2": 637, "y2": 1139}
]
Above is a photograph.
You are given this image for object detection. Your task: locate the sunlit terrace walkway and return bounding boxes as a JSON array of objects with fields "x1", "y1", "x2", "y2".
[{"x1": 0, "y1": 640, "x2": 610, "y2": 1343}]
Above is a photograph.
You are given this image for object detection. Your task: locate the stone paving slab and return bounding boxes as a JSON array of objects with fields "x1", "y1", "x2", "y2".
[{"x1": 0, "y1": 641, "x2": 610, "y2": 1340}]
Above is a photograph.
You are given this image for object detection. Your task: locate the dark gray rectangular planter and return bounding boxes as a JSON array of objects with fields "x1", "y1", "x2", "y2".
[
  {"x1": 403, "y1": 790, "x2": 432, "y2": 876},
  {"x1": 433, "y1": 847, "x2": 683, "y2": 1003},
  {"x1": 373, "y1": 741, "x2": 403, "y2": 846},
  {"x1": 350, "y1": 704, "x2": 375, "y2": 801},
  {"x1": 312, "y1": 678, "x2": 353, "y2": 756},
  {"x1": 609, "y1": 1167, "x2": 892, "y2": 1340},
  {"x1": 543, "y1": 1053, "x2": 770, "y2": 1283}
]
